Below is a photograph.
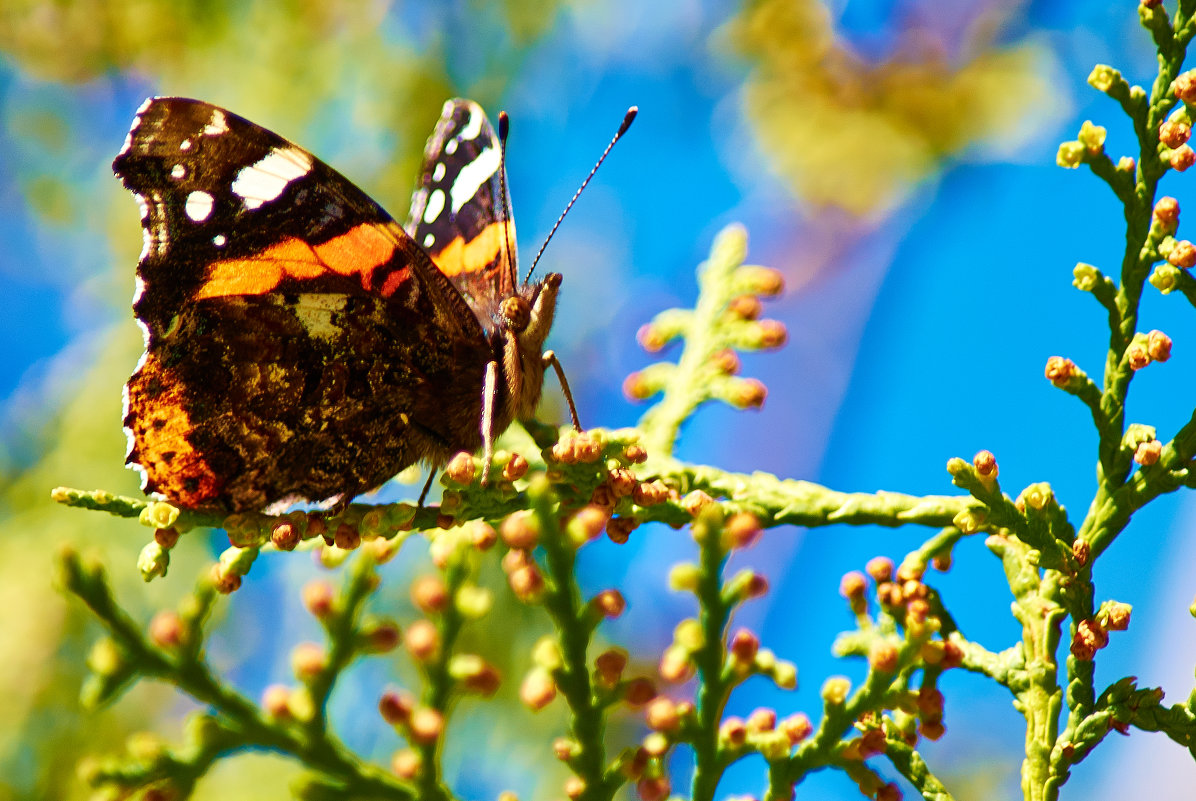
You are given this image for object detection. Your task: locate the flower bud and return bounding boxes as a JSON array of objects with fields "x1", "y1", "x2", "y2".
[
  {"x1": 595, "y1": 649, "x2": 628, "y2": 686},
  {"x1": 1168, "y1": 240, "x2": 1196, "y2": 268},
  {"x1": 620, "y1": 677, "x2": 655, "y2": 707},
  {"x1": 821, "y1": 676, "x2": 851, "y2": 706},
  {"x1": 607, "y1": 516, "x2": 639, "y2": 544},
  {"x1": 1088, "y1": 64, "x2": 1121, "y2": 93},
  {"x1": 262, "y1": 684, "x2": 292, "y2": 719},
  {"x1": 645, "y1": 697, "x2": 680, "y2": 731},
  {"x1": 1044, "y1": 356, "x2": 1076, "y2": 386},
  {"x1": 503, "y1": 453, "x2": 529, "y2": 481},
  {"x1": 379, "y1": 689, "x2": 414, "y2": 724},
  {"x1": 668, "y1": 562, "x2": 701, "y2": 592},
  {"x1": 864, "y1": 556, "x2": 893, "y2": 583},
  {"x1": 723, "y1": 512, "x2": 762, "y2": 549},
  {"x1": 1099, "y1": 601, "x2": 1132, "y2": 632},
  {"x1": 1170, "y1": 144, "x2": 1196, "y2": 172},
  {"x1": 302, "y1": 580, "x2": 335, "y2": 619},
  {"x1": 154, "y1": 527, "x2": 180, "y2": 549},
  {"x1": 869, "y1": 639, "x2": 900, "y2": 673},
  {"x1": 1175, "y1": 70, "x2": 1196, "y2": 102},
  {"x1": 500, "y1": 510, "x2": 539, "y2": 549},
  {"x1": 408, "y1": 707, "x2": 443, "y2": 743},
  {"x1": 780, "y1": 713, "x2": 813, "y2": 745},
  {"x1": 637, "y1": 776, "x2": 670, "y2": 801},
  {"x1": 445, "y1": 451, "x2": 476, "y2": 485},
  {"x1": 361, "y1": 620, "x2": 401, "y2": 653},
  {"x1": 746, "y1": 707, "x2": 776, "y2": 732},
  {"x1": 291, "y1": 642, "x2": 326, "y2": 681},
  {"x1": 149, "y1": 610, "x2": 183, "y2": 648},
  {"x1": 411, "y1": 574, "x2": 449, "y2": 614},
  {"x1": 1078, "y1": 120, "x2": 1106, "y2": 153},
  {"x1": 729, "y1": 628, "x2": 760, "y2": 663},
  {"x1": 405, "y1": 620, "x2": 440, "y2": 662},
  {"x1": 508, "y1": 563, "x2": 545, "y2": 602},
  {"x1": 592, "y1": 589, "x2": 626, "y2": 618},
  {"x1": 333, "y1": 524, "x2": 360, "y2": 551},
  {"x1": 1127, "y1": 342, "x2": 1151, "y2": 370},
  {"x1": 681, "y1": 490, "x2": 715, "y2": 516},
  {"x1": 1134, "y1": 439, "x2": 1163, "y2": 466},
  {"x1": 659, "y1": 645, "x2": 694, "y2": 683},
  {"x1": 391, "y1": 749, "x2": 421, "y2": 779},
  {"x1": 1147, "y1": 330, "x2": 1172, "y2": 362},
  {"x1": 1161, "y1": 120, "x2": 1192, "y2": 148},
  {"x1": 1056, "y1": 140, "x2": 1085, "y2": 168},
  {"x1": 520, "y1": 668, "x2": 557, "y2": 710}
]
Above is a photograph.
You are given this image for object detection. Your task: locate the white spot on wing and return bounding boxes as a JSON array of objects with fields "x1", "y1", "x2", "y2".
[
  {"x1": 450, "y1": 146, "x2": 500, "y2": 213},
  {"x1": 213, "y1": 234, "x2": 227, "y2": 247},
  {"x1": 423, "y1": 188, "x2": 445, "y2": 224},
  {"x1": 446, "y1": 139, "x2": 458, "y2": 155},
  {"x1": 134, "y1": 193, "x2": 149, "y2": 220},
  {"x1": 423, "y1": 233, "x2": 435, "y2": 247},
  {"x1": 180, "y1": 138, "x2": 192, "y2": 151},
  {"x1": 459, "y1": 105, "x2": 483, "y2": 140},
  {"x1": 203, "y1": 109, "x2": 228, "y2": 136},
  {"x1": 232, "y1": 146, "x2": 312, "y2": 210},
  {"x1": 170, "y1": 164, "x2": 186, "y2": 180},
  {"x1": 185, "y1": 190, "x2": 214, "y2": 221},
  {"x1": 432, "y1": 162, "x2": 446, "y2": 182}
]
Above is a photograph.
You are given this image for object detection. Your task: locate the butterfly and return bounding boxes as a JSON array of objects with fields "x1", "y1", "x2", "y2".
[{"x1": 114, "y1": 97, "x2": 587, "y2": 513}]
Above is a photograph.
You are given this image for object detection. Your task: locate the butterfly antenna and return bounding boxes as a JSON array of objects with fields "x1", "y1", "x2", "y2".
[
  {"x1": 497, "y1": 111, "x2": 518, "y2": 291},
  {"x1": 524, "y1": 105, "x2": 638, "y2": 284}
]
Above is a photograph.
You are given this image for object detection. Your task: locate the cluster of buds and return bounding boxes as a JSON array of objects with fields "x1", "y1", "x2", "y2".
[
  {"x1": 548, "y1": 430, "x2": 606, "y2": 465},
  {"x1": 612, "y1": 745, "x2": 671, "y2": 800},
  {"x1": 520, "y1": 638, "x2": 564, "y2": 711},
  {"x1": 718, "y1": 707, "x2": 810, "y2": 762},
  {"x1": 378, "y1": 687, "x2": 444, "y2": 756},
  {"x1": 843, "y1": 558, "x2": 963, "y2": 669},
  {"x1": 624, "y1": 227, "x2": 784, "y2": 410},
  {"x1": 1056, "y1": 120, "x2": 1106, "y2": 168},
  {"x1": 1071, "y1": 601, "x2": 1132, "y2": 660},
  {"x1": 1154, "y1": 196, "x2": 1181, "y2": 238},
  {"x1": 1124, "y1": 329, "x2": 1172, "y2": 371},
  {"x1": 499, "y1": 528, "x2": 545, "y2": 603},
  {"x1": 1043, "y1": 355, "x2": 1082, "y2": 388},
  {"x1": 1124, "y1": 424, "x2": 1163, "y2": 466},
  {"x1": 208, "y1": 545, "x2": 257, "y2": 594},
  {"x1": 592, "y1": 647, "x2": 656, "y2": 706}
]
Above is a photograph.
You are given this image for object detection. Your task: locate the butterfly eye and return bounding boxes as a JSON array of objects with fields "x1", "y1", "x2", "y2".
[{"x1": 501, "y1": 296, "x2": 531, "y2": 333}]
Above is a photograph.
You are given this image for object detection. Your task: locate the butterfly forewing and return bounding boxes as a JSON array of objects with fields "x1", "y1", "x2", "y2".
[{"x1": 115, "y1": 97, "x2": 494, "y2": 512}]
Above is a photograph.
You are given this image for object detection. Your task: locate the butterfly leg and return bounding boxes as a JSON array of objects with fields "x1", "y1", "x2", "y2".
[
  {"x1": 542, "y1": 350, "x2": 582, "y2": 431},
  {"x1": 480, "y1": 360, "x2": 499, "y2": 486},
  {"x1": 417, "y1": 470, "x2": 437, "y2": 507}
]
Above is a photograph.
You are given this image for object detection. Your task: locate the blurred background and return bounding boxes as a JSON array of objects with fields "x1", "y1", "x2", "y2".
[{"x1": 2, "y1": 0, "x2": 1195, "y2": 798}]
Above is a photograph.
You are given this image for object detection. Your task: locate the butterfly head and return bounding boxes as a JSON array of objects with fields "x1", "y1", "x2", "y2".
[{"x1": 502, "y1": 272, "x2": 561, "y2": 417}]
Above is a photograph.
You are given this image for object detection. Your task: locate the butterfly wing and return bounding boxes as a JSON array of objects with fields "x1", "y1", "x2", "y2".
[
  {"x1": 115, "y1": 97, "x2": 493, "y2": 512},
  {"x1": 406, "y1": 98, "x2": 517, "y2": 313}
]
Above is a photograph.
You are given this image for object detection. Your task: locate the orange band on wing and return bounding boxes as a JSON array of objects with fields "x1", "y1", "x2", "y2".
[
  {"x1": 196, "y1": 223, "x2": 398, "y2": 299},
  {"x1": 432, "y1": 221, "x2": 515, "y2": 277}
]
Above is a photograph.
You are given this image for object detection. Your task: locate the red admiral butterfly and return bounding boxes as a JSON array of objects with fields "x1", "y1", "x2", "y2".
[{"x1": 114, "y1": 97, "x2": 634, "y2": 512}]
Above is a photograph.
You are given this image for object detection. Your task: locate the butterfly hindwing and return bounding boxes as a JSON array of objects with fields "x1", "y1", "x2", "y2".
[
  {"x1": 406, "y1": 98, "x2": 516, "y2": 310},
  {"x1": 115, "y1": 97, "x2": 494, "y2": 511}
]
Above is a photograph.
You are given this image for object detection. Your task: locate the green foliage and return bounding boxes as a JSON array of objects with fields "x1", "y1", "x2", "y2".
[{"x1": 24, "y1": 3, "x2": 1196, "y2": 800}]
